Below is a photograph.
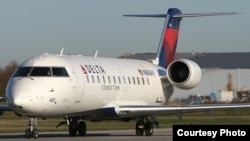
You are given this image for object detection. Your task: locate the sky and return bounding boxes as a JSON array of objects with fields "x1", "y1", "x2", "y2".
[{"x1": 0, "y1": 0, "x2": 249, "y2": 67}]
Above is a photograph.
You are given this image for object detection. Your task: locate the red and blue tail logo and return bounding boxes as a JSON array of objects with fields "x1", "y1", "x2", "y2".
[{"x1": 157, "y1": 8, "x2": 182, "y2": 68}]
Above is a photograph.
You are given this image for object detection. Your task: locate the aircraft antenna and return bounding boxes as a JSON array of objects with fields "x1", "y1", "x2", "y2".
[
  {"x1": 94, "y1": 50, "x2": 98, "y2": 57},
  {"x1": 60, "y1": 48, "x2": 64, "y2": 55}
]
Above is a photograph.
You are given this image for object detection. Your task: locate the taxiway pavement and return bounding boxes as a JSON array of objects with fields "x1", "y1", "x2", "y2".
[{"x1": 0, "y1": 128, "x2": 172, "y2": 141}]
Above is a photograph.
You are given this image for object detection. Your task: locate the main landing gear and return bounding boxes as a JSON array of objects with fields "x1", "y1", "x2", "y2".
[
  {"x1": 68, "y1": 117, "x2": 87, "y2": 136},
  {"x1": 25, "y1": 116, "x2": 39, "y2": 139},
  {"x1": 57, "y1": 117, "x2": 87, "y2": 136},
  {"x1": 135, "y1": 117, "x2": 154, "y2": 136}
]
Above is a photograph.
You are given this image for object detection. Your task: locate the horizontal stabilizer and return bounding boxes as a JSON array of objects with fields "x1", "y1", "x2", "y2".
[{"x1": 124, "y1": 12, "x2": 241, "y2": 18}]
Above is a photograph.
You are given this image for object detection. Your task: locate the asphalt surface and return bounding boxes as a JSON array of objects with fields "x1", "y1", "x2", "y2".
[{"x1": 0, "y1": 128, "x2": 172, "y2": 141}]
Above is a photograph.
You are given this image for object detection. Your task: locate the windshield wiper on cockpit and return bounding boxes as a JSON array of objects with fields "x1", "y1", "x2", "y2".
[{"x1": 15, "y1": 67, "x2": 34, "y2": 80}]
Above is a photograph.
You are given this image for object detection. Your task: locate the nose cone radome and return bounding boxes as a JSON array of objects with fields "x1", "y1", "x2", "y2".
[
  {"x1": 13, "y1": 95, "x2": 32, "y2": 109},
  {"x1": 7, "y1": 89, "x2": 34, "y2": 115}
]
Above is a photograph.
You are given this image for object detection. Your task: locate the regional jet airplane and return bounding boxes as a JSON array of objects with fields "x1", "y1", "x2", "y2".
[{"x1": 2, "y1": 8, "x2": 250, "y2": 138}]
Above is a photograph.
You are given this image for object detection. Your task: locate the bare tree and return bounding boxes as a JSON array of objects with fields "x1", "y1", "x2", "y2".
[{"x1": 0, "y1": 61, "x2": 19, "y2": 97}]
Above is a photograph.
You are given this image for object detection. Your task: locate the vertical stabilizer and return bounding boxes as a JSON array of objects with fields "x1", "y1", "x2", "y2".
[
  {"x1": 125, "y1": 8, "x2": 183, "y2": 68},
  {"x1": 156, "y1": 8, "x2": 182, "y2": 68},
  {"x1": 124, "y1": 8, "x2": 239, "y2": 68}
]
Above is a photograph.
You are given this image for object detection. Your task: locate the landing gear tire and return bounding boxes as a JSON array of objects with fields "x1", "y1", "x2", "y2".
[
  {"x1": 25, "y1": 128, "x2": 38, "y2": 138},
  {"x1": 78, "y1": 121, "x2": 86, "y2": 136},
  {"x1": 135, "y1": 117, "x2": 155, "y2": 136},
  {"x1": 135, "y1": 122, "x2": 144, "y2": 136},
  {"x1": 32, "y1": 128, "x2": 39, "y2": 138},
  {"x1": 25, "y1": 129, "x2": 31, "y2": 138},
  {"x1": 69, "y1": 121, "x2": 78, "y2": 136},
  {"x1": 144, "y1": 122, "x2": 153, "y2": 136},
  {"x1": 25, "y1": 117, "x2": 38, "y2": 138}
]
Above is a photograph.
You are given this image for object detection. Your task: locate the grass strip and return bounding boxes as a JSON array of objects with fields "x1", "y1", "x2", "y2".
[{"x1": 1, "y1": 109, "x2": 250, "y2": 133}]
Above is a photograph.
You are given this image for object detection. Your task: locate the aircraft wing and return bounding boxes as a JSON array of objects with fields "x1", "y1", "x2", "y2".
[
  {"x1": 117, "y1": 103, "x2": 250, "y2": 118},
  {"x1": 0, "y1": 104, "x2": 12, "y2": 115}
]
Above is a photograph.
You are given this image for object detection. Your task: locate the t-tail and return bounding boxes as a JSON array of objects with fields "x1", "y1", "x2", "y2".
[{"x1": 124, "y1": 8, "x2": 240, "y2": 68}]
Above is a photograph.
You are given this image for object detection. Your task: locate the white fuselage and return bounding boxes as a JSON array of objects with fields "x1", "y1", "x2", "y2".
[{"x1": 6, "y1": 53, "x2": 172, "y2": 119}]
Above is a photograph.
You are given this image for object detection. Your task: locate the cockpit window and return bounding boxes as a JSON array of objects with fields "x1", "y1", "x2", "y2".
[
  {"x1": 52, "y1": 67, "x2": 69, "y2": 76},
  {"x1": 30, "y1": 67, "x2": 51, "y2": 76},
  {"x1": 13, "y1": 67, "x2": 32, "y2": 77},
  {"x1": 13, "y1": 67, "x2": 69, "y2": 77}
]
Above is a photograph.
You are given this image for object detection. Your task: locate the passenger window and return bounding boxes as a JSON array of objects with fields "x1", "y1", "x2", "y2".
[
  {"x1": 30, "y1": 67, "x2": 51, "y2": 76},
  {"x1": 137, "y1": 77, "x2": 140, "y2": 85},
  {"x1": 147, "y1": 77, "x2": 150, "y2": 85},
  {"x1": 118, "y1": 76, "x2": 121, "y2": 84},
  {"x1": 133, "y1": 77, "x2": 136, "y2": 85},
  {"x1": 97, "y1": 75, "x2": 100, "y2": 84},
  {"x1": 128, "y1": 77, "x2": 131, "y2": 84},
  {"x1": 142, "y1": 77, "x2": 145, "y2": 85}
]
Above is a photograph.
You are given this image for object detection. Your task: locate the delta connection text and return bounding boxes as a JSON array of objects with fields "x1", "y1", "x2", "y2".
[{"x1": 176, "y1": 128, "x2": 246, "y2": 138}]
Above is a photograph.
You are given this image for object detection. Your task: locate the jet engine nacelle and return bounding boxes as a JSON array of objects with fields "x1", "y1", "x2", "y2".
[{"x1": 166, "y1": 59, "x2": 201, "y2": 90}]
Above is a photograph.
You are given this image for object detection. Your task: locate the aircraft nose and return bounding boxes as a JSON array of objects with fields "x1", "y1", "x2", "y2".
[
  {"x1": 13, "y1": 97, "x2": 28, "y2": 109},
  {"x1": 10, "y1": 90, "x2": 34, "y2": 111}
]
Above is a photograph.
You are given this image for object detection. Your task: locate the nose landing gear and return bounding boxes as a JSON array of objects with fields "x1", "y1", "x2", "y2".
[{"x1": 25, "y1": 116, "x2": 39, "y2": 138}]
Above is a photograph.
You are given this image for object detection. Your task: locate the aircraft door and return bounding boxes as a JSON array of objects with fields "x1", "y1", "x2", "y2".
[
  {"x1": 73, "y1": 67, "x2": 85, "y2": 103},
  {"x1": 66, "y1": 60, "x2": 85, "y2": 103},
  {"x1": 74, "y1": 75, "x2": 84, "y2": 103}
]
